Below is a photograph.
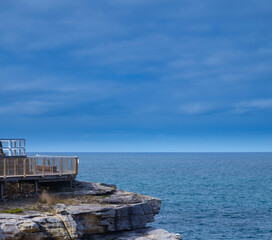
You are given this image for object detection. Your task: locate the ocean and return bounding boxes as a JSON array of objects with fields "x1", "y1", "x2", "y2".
[{"x1": 36, "y1": 152, "x2": 272, "y2": 239}]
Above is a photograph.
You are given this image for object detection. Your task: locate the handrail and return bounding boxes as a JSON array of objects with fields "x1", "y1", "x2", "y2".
[
  {"x1": 0, "y1": 139, "x2": 26, "y2": 156},
  {"x1": 28, "y1": 155, "x2": 78, "y2": 158}
]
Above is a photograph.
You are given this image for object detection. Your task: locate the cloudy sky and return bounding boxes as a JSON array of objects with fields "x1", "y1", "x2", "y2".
[{"x1": 0, "y1": 0, "x2": 272, "y2": 152}]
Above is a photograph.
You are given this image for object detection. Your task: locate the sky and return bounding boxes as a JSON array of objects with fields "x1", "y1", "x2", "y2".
[{"x1": 0, "y1": 0, "x2": 272, "y2": 152}]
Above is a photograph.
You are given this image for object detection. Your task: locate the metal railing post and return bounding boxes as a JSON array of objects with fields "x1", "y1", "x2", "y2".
[
  {"x1": 0, "y1": 139, "x2": 26, "y2": 156},
  {"x1": 8, "y1": 140, "x2": 11, "y2": 156}
]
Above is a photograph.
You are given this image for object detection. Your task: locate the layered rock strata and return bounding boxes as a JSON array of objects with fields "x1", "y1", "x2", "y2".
[{"x1": 0, "y1": 181, "x2": 181, "y2": 240}]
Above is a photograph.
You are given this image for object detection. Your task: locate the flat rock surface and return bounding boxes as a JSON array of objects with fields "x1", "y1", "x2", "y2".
[{"x1": 90, "y1": 227, "x2": 182, "y2": 240}]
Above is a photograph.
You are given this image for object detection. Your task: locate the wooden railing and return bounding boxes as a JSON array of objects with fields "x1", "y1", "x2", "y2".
[{"x1": 0, "y1": 156, "x2": 78, "y2": 178}]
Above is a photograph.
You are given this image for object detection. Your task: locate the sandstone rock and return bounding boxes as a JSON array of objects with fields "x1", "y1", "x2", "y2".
[
  {"x1": 56, "y1": 200, "x2": 159, "y2": 234},
  {"x1": 57, "y1": 213, "x2": 82, "y2": 240},
  {"x1": 18, "y1": 220, "x2": 40, "y2": 232},
  {"x1": 2, "y1": 223, "x2": 22, "y2": 240},
  {"x1": 71, "y1": 181, "x2": 116, "y2": 196},
  {"x1": 0, "y1": 181, "x2": 180, "y2": 240},
  {"x1": 32, "y1": 215, "x2": 71, "y2": 240}
]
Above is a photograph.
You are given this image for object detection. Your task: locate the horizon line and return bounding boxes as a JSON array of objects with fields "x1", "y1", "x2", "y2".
[{"x1": 27, "y1": 151, "x2": 272, "y2": 153}]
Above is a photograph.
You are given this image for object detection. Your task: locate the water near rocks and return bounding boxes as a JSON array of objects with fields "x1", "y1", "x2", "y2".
[{"x1": 36, "y1": 152, "x2": 272, "y2": 240}]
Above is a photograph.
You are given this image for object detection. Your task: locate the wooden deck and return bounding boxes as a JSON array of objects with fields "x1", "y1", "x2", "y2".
[
  {"x1": 0, "y1": 155, "x2": 79, "y2": 199},
  {"x1": 0, "y1": 139, "x2": 79, "y2": 199},
  {"x1": 0, "y1": 156, "x2": 78, "y2": 183}
]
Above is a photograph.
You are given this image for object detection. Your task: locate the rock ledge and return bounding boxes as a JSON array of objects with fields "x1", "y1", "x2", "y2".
[{"x1": 0, "y1": 181, "x2": 181, "y2": 240}]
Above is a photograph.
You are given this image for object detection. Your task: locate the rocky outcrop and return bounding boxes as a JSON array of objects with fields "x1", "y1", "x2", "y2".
[{"x1": 0, "y1": 181, "x2": 181, "y2": 240}]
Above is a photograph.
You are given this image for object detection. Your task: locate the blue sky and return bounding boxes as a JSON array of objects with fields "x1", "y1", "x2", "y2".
[{"x1": 0, "y1": 0, "x2": 272, "y2": 152}]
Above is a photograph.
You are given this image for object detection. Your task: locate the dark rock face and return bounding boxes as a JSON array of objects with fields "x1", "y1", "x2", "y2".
[{"x1": 0, "y1": 181, "x2": 180, "y2": 240}]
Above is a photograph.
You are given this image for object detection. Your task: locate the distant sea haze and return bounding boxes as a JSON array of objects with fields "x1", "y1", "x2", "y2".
[{"x1": 30, "y1": 152, "x2": 272, "y2": 239}]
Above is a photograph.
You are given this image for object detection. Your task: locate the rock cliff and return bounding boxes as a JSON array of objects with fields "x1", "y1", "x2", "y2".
[{"x1": 0, "y1": 181, "x2": 181, "y2": 240}]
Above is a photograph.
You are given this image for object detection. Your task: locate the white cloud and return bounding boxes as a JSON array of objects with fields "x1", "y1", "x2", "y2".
[
  {"x1": 0, "y1": 100, "x2": 54, "y2": 115},
  {"x1": 233, "y1": 99, "x2": 272, "y2": 113},
  {"x1": 179, "y1": 103, "x2": 214, "y2": 115}
]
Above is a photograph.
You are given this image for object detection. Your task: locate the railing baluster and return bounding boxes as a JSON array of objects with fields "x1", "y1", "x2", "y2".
[
  {"x1": 19, "y1": 141, "x2": 21, "y2": 155},
  {"x1": 4, "y1": 158, "x2": 6, "y2": 178},
  {"x1": 60, "y1": 158, "x2": 62, "y2": 176},
  {"x1": 14, "y1": 158, "x2": 16, "y2": 175},
  {"x1": 34, "y1": 158, "x2": 36, "y2": 175},
  {"x1": 23, "y1": 139, "x2": 26, "y2": 155},
  {"x1": 23, "y1": 158, "x2": 26, "y2": 177},
  {"x1": 71, "y1": 158, "x2": 74, "y2": 175},
  {"x1": 42, "y1": 157, "x2": 45, "y2": 177},
  {"x1": 30, "y1": 158, "x2": 33, "y2": 173},
  {"x1": 7, "y1": 158, "x2": 9, "y2": 176},
  {"x1": 76, "y1": 157, "x2": 78, "y2": 175},
  {"x1": 66, "y1": 158, "x2": 68, "y2": 173}
]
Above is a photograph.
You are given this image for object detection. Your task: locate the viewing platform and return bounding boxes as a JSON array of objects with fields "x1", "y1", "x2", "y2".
[{"x1": 0, "y1": 139, "x2": 79, "y2": 199}]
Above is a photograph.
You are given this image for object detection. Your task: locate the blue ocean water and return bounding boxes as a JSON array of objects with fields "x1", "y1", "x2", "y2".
[{"x1": 38, "y1": 152, "x2": 272, "y2": 239}]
